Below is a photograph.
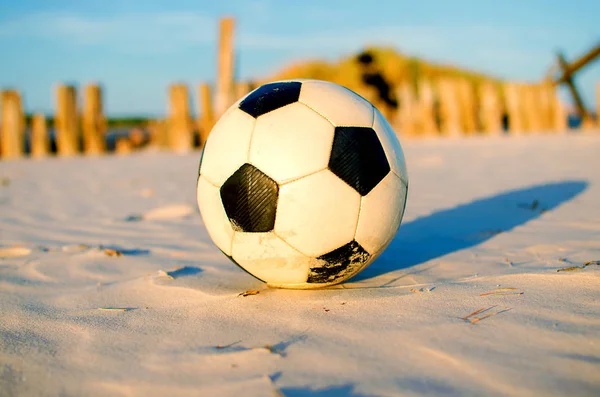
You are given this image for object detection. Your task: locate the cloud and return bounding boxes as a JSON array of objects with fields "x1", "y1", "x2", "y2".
[{"x1": 0, "y1": 11, "x2": 216, "y2": 53}]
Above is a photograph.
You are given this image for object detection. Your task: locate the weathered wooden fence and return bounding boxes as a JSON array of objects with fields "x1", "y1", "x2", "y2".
[{"x1": 1, "y1": 17, "x2": 598, "y2": 160}]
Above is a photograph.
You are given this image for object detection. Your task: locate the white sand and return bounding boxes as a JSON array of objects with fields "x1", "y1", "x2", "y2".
[{"x1": 1, "y1": 133, "x2": 599, "y2": 397}]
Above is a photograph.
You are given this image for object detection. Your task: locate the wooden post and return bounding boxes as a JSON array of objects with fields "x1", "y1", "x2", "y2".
[
  {"x1": 457, "y1": 79, "x2": 477, "y2": 134},
  {"x1": 417, "y1": 79, "x2": 438, "y2": 135},
  {"x1": 437, "y1": 78, "x2": 461, "y2": 136},
  {"x1": 215, "y1": 17, "x2": 236, "y2": 118},
  {"x1": 55, "y1": 84, "x2": 80, "y2": 156},
  {"x1": 539, "y1": 82, "x2": 556, "y2": 132},
  {"x1": 30, "y1": 113, "x2": 50, "y2": 157},
  {"x1": 524, "y1": 84, "x2": 545, "y2": 132},
  {"x1": 479, "y1": 82, "x2": 503, "y2": 134},
  {"x1": 0, "y1": 90, "x2": 25, "y2": 159},
  {"x1": 168, "y1": 83, "x2": 193, "y2": 152},
  {"x1": 519, "y1": 84, "x2": 531, "y2": 132},
  {"x1": 395, "y1": 83, "x2": 418, "y2": 136},
  {"x1": 535, "y1": 84, "x2": 549, "y2": 131},
  {"x1": 503, "y1": 82, "x2": 525, "y2": 134},
  {"x1": 198, "y1": 83, "x2": 214, "y2": 147},
  {"x1": 82, "y1": 84, "x2": 106, "y2": 154},
  {"x1": 556, "y1": 52, "x2": 590, "y2": 123},
  {"x1": 147, "y1": 119, "x2": 169, "y2": 149}
]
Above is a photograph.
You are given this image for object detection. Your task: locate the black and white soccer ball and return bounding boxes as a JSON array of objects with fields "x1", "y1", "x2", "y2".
[{"x1": 197, "y1": 79, "x2": 408, "y2": 289}]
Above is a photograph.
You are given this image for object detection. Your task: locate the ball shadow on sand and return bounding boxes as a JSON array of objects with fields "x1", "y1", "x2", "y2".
[{"x1": 353, "y1": 180, "x2": 588, "y2": 282}]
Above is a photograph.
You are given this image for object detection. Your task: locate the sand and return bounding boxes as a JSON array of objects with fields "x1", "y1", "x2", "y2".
[{"x1": 1, "y1": 133, "x2": 599, "y2": 397}]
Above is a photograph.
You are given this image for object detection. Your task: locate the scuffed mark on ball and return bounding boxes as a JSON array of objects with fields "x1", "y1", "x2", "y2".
[{"x1": 308, "y1": 240, "x2": 370, "y2": 284}]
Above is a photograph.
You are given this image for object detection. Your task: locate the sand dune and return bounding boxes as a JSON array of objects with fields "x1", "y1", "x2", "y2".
[{"x1": 1, "y1": 133, "x2": 599, "y2": 396}]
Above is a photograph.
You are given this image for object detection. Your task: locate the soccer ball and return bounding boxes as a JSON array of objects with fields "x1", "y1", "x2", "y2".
[{"x1": 197, "y1": 79, "x2": 408, "y2": 289}]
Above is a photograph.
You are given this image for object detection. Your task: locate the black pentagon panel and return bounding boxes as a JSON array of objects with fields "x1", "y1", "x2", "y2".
[
  {"x1": 220, "y1": 163, "x2": 279, "y2": 233},
  {"x1": 328, "y1": 126, "x2": 390, "y2": 196},
  {"x1": 219, "y1": 249, "x2": 266, "y2": 283},
  {"x1": 307, "y1": 241, "x2": 370, "y2": 284},
  {"x1": 238, "y1": 81, "x2": 302, "y2": 118}
]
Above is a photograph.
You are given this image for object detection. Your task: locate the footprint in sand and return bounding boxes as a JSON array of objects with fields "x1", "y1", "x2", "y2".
[
  {"x1": 0, "y1": 246, "x2": 32, "y2": 258},
  {"x1": 126, "y1": 204, "x2": 195, "y2": 221}
]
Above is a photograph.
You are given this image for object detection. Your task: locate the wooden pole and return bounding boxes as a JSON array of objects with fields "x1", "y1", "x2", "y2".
[
  {"x1": 215, "y1": 17, "x2": 236, "y2": 118},
  {"x1": 0, "y1": 90, "x2": 25, "y2": 159},
  {"x1": 417, "y1": 79, "x2": 438, "y2": 135},
  {"x1": 524, "y1": 84, "x2": 545, "y2": 132},
  {"x1": 503, "y1": 82, "x2": 525, "y2": 134},
  {"x1": 147, "y1": 119, "x2": 169, "y2": 149},
  {"x1": 479, "y1": 82, "x2": 503, "y2": 134},
  {"x1": 457, "y1": 79, "x2": 477, "y2": 134},
  {"x1": 556, "y1": 52, "x2": 590, "y2": 123},
  {"x1": 539, "y1": 82, "x2": 556, "y2": 132},
  {"x1": 198, "y1": 83, "x2": 214, "y2": 147},
  {"x1": 395, "y1": 83, "x2": 418, "y2": 136},
  {"x1": 82, "y1": 84, "x2": 106, "y2": 154},
  {"x1": 168, "y1": 83, "x2": 193, "y2": 152},
  {"x1": 554, "y1": 45, "x2": 600, "y2": 84},
  {"x1": 30, "y1": 113, "x2": 50, "y2": 157},
  {"x1": 55, "y1": 84, "x2": 80, "y2": 156},
  {"x1": 437, "y1": 78, "x2": 461, "y2": 136},
  {"x1": 519, "y1": 84, "x2": 533, "y2": 133}
]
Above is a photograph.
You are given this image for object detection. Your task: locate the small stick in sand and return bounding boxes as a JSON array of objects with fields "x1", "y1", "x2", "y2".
[
  {"x1": 462, "y1": 306, "x2": 511, "y2": 324},
  {"x1": 103, "y1": 248, "x2": 123, "y2": 257},
  {"x1": 461, "y1": 306, "x2": 492, "y2": 321},
  {"x1": 557, "y1": 260, "x2": 599, "y2": 272},
  {"x1": 238, "y1": 290, "x2": 260, "y2": 297},
  {"x1": 480, "y1": 287, "x2": 524, "y2": 296},
  {"x1": 98, "y1": 307, "x2": 136, "y2": 312},
  {"x1": 470, "y1": 308, "x2": 512, "y2": 324}
]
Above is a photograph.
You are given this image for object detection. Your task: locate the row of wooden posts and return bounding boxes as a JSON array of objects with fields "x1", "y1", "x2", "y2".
[
  {"x1": 1, "y1": 78, "x2": 599, "y2": 160},
  {"x1": 381, "y1": 78, "x2": 595, "y2": 136},
  {"x1": 0, "y1": 17, "x2": 239, "y2": 160}
]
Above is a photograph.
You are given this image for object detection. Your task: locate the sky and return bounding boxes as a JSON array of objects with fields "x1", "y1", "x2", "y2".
[{"x1": 0, "y1": 0, "x2": 598, "y2": 117}]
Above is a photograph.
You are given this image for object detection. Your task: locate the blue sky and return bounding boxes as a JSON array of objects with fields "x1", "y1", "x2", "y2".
[{"x1": 0, "y1": 0, "x2": 598, "y2": 117}]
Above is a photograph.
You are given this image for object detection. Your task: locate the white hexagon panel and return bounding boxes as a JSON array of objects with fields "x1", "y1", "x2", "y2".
[
  {"x1": 275, "y1": 169, "x2": 361, "y2": 257},
  {"x1": 354, "y1": 172, "x2": 408, "y2": 255},
  {"x1": 199, "y1": 107, "x2": 255, "y2": 187},
  {"x1": 249, "y1": 101, "x2": 334, "y2": 184},
  {"x1": 298, "y1": 80, "x2": 374, "y2": 127},
  {"x1": 372, "y1": 107, "x2": 408, "y2": 184}
]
